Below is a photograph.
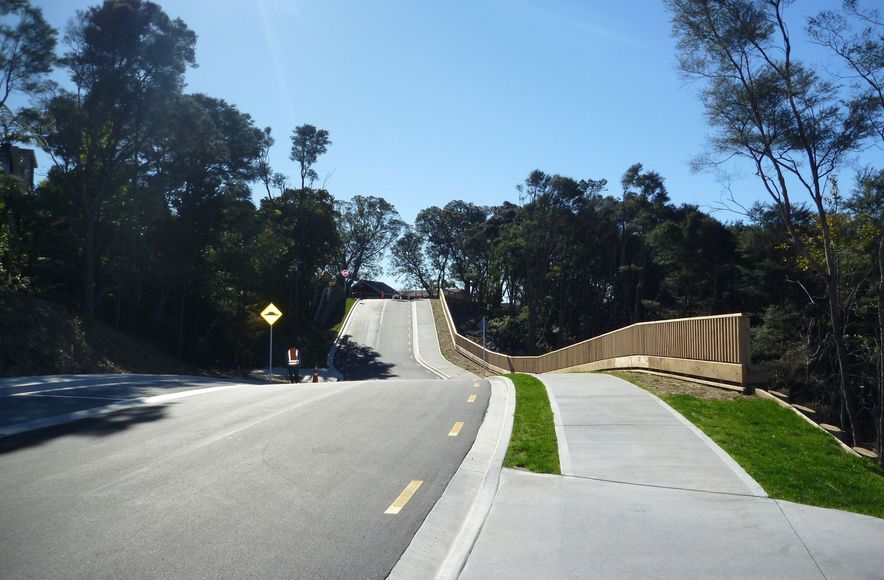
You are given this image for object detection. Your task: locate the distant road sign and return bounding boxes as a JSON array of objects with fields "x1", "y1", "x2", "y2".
[
  {"x1": 341, "y1": 269, "x2": 350, "y2": 278},
  {"x1": 261, "y1": 303, "x2": 282, "y2": 326}
]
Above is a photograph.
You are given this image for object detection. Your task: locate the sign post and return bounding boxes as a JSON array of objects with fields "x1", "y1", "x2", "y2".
[
  {"x1": 260, "y1": 303, "x2": 283, "y2": 381},
  {"x1": 480, "y1": 316, "x2": 488, "y2": 368}
]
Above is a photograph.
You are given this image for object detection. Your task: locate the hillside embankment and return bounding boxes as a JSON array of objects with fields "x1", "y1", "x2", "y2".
[{"x1": 0, "y1": 289, "x2": 195, "y2": 377}]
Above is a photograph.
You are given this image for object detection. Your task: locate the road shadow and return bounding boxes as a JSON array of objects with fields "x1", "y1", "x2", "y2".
[
  {"x1": 334, "y1": 336, "x2": 395, "y2": 380},
  {"x1": 0, "y1": 404, "x2": 169, "y2": 455}
]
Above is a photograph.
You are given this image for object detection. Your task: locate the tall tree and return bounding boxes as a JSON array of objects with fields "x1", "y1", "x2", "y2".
[
  {"x1": 666, "y1": 0, "x2": 878, "y2": 444},
  {"x1": 337, "y1": 195, "x2": 404, "y2": 280},
  {"x1": 259, "y1": 187, "x2": 340, "y2": 334},
  {"x1": 45, "y1": 0, "x2": 196, "y2": 317},
  {"x1": 807, "y1": 1, "x2": 883, "y2": 143},
  {"x1": 0, "y1": 0, "x2": 56, "y2": 110},
  {"x1": 391, "y1": 229, "x2": 435, "y2": 296},
  {"x1": 289, "y1": 123, "x2": 330, "y2": 189}
]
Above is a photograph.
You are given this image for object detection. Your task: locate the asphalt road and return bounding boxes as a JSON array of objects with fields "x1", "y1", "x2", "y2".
[
  {"x1": 1, "y1": 299, "x2": 491, "y2": 578},
  {"x1": 0, "y1": 374, "x2": 244, "y2": 433},
  {"x1": 335, "y1": 299, "x2": 438, "y2": 381}
]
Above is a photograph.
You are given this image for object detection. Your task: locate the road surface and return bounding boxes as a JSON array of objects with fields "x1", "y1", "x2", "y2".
[
  {"x1": 335, "y1": 299, "x2": 439, "y2": 380},
  {"x1": 0, "y1": 299, "x2": 490, "y2": 578}
]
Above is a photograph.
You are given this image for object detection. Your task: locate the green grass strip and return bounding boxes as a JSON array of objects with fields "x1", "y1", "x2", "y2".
[{"x1": 503, "y1": 373, "x2": 561, "y2": 474}]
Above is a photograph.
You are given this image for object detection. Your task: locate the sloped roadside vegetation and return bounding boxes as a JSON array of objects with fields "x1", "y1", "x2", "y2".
[{"x1": 0, "y1": 289, "x2": 195, "y2": 376}]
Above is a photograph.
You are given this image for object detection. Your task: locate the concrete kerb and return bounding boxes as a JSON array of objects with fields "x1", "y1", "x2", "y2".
[
  {"x1": 325, "y1": 298, "x2": 361, "y2": 380},
  {"x1": 388, "y1": 375, "x2": 516, "y2": 580},
  {"x1": 540, "y1": 377, "x2": 574, "y2": 476}
]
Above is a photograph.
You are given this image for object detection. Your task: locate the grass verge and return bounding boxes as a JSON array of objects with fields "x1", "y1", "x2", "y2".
[
  {"x1": 503, "y1": 373, "x2": 560, "y2": 474},
  {"x1": 613, "y1": 371, "x2": 884, "y2": 519}
]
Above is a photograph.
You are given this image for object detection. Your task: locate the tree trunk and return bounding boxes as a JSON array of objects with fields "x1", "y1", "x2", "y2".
[
  {"x1": 825, "y1": 273, "x2": 859, "y2": 447},
  {"x1": 878, "y1": 234, "x2": 883, "y2": 464},
  {"x1": 83, "y1": 206, "x2": 96, "y2": 318},
  {"x1": 177, "y1": 291, "x2": 186, "y2": 359}
]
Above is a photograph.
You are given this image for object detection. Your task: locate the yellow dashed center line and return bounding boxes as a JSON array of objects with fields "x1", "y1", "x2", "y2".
[
  {"x1": 385, "y1": 480, "x2": 423, "y2": 515},
  {"x1": 449, "y1": 421, "x2": 464, "y2": 436},
  {"x1": 473, "y1": 382, "x2": 480, "y2": 388},
  {"x1": 467, "y1": 394, "x2": 477, "y2": 403}
]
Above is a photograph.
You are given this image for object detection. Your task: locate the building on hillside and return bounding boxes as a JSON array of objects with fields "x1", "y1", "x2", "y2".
[
  {"x1": 350, "y1": 280, "x2": 398, "y2": 299},
  {"x1": 0, "y1": 144, "x2": 36, "y2": 189}
]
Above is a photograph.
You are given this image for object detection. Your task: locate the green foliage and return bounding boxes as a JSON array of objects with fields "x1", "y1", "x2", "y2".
[
  {"x1": 0, "y1": 0, "x2": 57, "y2": 108},
  {"x1": 0, "y1": 173, "x2": 31, "y2": 289},
  {"x1": 503, "y1": 373, "x2": 561, "y2": 474},
  {"x1": 290, "y1": 124, "x2": 331, "y2": 189},
  {"x1": 337, "y1": 195, "x2": 405, "y2": 280},
  {"x1": 7, "y1": 1, "x2": 350, "y2": 372}
]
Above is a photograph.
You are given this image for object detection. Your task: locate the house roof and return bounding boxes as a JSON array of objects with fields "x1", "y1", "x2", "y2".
[{"x1": 351, "y1": 280, "x2": 398, "y2": 295}]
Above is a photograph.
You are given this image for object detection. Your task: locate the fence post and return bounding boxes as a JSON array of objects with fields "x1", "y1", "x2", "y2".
[{"x1": 739, "y1": 314, "x2": 753, "y2": 395}]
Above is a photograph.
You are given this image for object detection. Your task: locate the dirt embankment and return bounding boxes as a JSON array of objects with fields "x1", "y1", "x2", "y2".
[
  {"x1": 429, "y1": 299, "x2": 495, "y2": 378},
  {"x1": 0, "y1": 289, "x2": 195, "y2": 377}
]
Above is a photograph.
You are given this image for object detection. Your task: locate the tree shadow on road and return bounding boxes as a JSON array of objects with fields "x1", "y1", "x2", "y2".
[
  {"x1": 334, "y1": 336, "x2": 395, "y2": 380},
  {"x1": 0, "y1": 404, "x2": 169, "y2": 455}
]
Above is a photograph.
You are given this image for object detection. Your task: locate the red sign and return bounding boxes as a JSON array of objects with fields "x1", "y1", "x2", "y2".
[{"x1": 341, "y1": 269, "x2": 350, "y2": 278}]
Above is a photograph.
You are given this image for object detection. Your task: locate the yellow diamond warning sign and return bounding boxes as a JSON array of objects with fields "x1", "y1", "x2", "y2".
[{"x1": 260, "y1": 302, "x2": 282, "y2": 326}]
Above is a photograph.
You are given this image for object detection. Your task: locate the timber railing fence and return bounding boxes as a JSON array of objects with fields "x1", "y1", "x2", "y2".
[{"x1": 438, "y1": 289, "x2": 763, "y2": 389}]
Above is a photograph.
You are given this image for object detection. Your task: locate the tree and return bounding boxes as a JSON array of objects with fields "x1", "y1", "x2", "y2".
[
  {"x1": 145, "y1": 93, "x2": 265, "y2": 357},
  {"x1": 256, "y1": 126, "x2": 287, "y2": 201},
  {"x1": 616, "y1": 163, "x2": 672, "y2": 324},
  {"x1": 259, "y1": 187, "x2": 340, "y2": 334},
  {"x1": 45, "y1": 0, "x2": 196, "y2": 317},
  {"x1": 666, "y1": 0, "x2": 878, "y2": 444},
  {"x1": 0, "y1": 0, "x2": 56, "y2": 109},
  {"x1": 807, "y1": 1, "x2": 883, "y2": 143},
  {"x1": 391, "y1": 229, "x2": 435, "y2": 296},
  {"x1": 846, "y1": 169, "x2": 883, "y2": 462},
  {"x1": 289, "y1": 123, "x2": 330, "y2": 189},
  {"x1": 337, "y1": 195, "x2": 404, "y2": 280},
  {"x1": 415, "y1": 200, "x2": 488, "y2": 297},
  {"x1": 648, "y1": 205, "x2": 737, "y2": 317}
]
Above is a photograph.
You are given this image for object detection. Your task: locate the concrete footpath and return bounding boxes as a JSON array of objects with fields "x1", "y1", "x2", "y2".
[
  {"x1": 412, "y1": 299, "x2": 477, "y2": 380},
  {"x1": 460, "y1": 373, "x2": 884, "y2": 580}
]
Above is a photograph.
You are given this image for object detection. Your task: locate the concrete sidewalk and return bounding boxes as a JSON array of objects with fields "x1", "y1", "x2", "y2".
[
  {"x1": 412, "y1": 299, "x2": 478, "y2": 380},
  {"x1": 460, "y1": 373, "x2": 884, "y2": 579}
]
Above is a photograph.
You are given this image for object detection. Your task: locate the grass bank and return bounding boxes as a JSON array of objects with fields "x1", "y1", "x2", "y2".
[
  {"x1": 503, "y1": 373, "x2": 560, "y2": 474},
  {"x1": 613, "y1": 371, "x2": 884, "y2": 519}
]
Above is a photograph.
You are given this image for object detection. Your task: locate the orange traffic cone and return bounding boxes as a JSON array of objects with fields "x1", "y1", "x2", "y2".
[{"x1": 313, "y1": 366, "x2": 319, "y2": 383}]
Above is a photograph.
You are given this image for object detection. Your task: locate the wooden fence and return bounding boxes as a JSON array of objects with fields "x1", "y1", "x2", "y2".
[{"x1": 439, "y1": 290, "x2": 761, "y2": 388}]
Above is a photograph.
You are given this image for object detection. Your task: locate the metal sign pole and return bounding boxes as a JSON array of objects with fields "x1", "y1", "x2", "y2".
[
  {"x1": 482, "y1": 316, "x2": 487, "y2": 368},
  {"x1": 260, "y1": 302, "x2": 283, "y2": 382}
]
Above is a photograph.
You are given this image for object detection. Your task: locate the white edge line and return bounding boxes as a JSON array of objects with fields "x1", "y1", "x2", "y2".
[
  {"x1": 540, "y1": 378, "x2": 573, "y2": 476},
  {"x1": 641, "y1": 387, "x2": 769, "y2": 498},
  {"x1": 411, "y1": 300, "x2": 449, "y2": 380}
]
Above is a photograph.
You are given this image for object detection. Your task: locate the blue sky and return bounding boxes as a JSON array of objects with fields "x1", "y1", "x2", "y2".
[{"x1": 34, "y1": 0, "x2": 872, "y2": 229}]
